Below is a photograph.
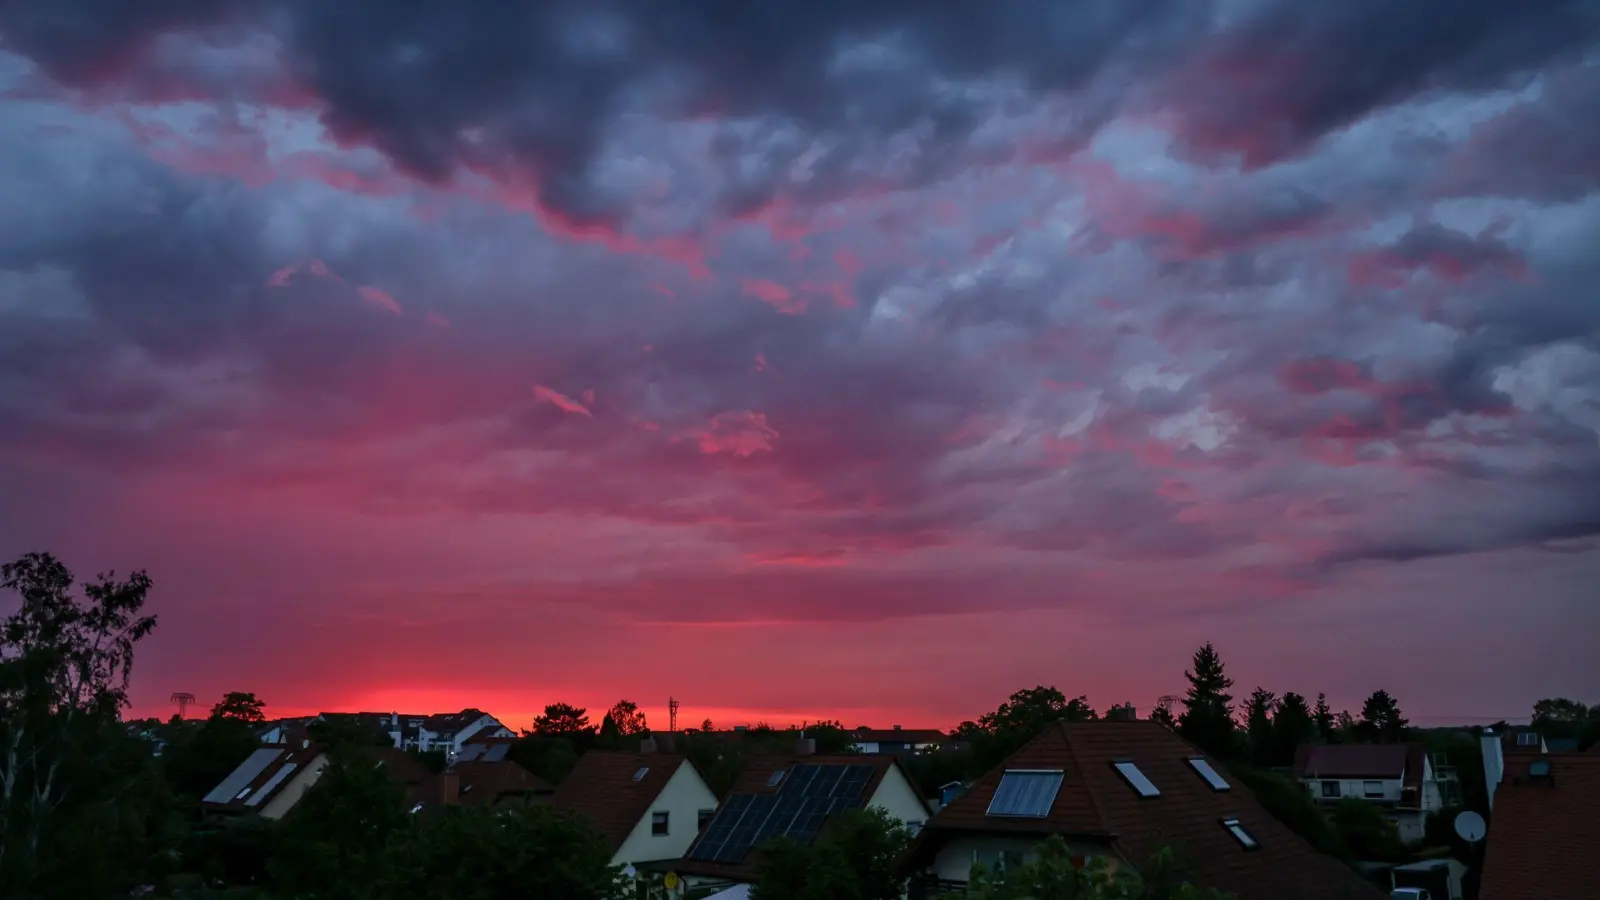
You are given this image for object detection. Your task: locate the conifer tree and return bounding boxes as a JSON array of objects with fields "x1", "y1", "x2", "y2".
[{"x1": 1178, "y1": 642, "x2": 1236, "y2": 759}]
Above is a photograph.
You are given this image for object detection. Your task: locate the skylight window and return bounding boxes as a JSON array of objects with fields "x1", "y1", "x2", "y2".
[
  {"x1": 1188, "y1": 758, "x2": 1230, "y2": 791},
  {"x1": 1112, "y1": 761, "x2": 1161, "y2": 798},
  {"x1": 633, "y1": 767, "x2": 650, "y2": 781},
  {"x1": 767, "y1": 769, "x2": 787, "y2": 787},
  {"x1": 986, "y1": 770, "x2": 1064, "y2": 818},
  {"x1": 1222, "y1": 818, "x2": 1258, "y2": 849}
]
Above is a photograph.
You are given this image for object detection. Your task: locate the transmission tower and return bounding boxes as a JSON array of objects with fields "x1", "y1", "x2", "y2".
[
  {"x1": 1155, "y1": 695, "x2": 1179, "y2": 720},
  {"x1": 170, "y1": 692, "x2": 196, "y2": 718},
  {"x1": 668, "y1": 697, "x2": 680, "y2": 733}
]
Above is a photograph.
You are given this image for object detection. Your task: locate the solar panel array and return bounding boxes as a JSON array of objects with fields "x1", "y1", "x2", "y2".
[{"x1": 686, "y1": 764, "x2": 877, "y2": 864}]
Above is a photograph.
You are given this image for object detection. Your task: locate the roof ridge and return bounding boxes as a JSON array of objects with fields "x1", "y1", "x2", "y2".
[{"x1": 1059, "y1": 721, "x2": 1111, "y2": 833}]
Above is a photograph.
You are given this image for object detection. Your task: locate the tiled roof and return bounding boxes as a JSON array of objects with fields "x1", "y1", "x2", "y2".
[
  {"x1": 1292, "y1": 743, "x2": 1414, "y2": 779},
  {"x1": 453, "y1": 760, "x2": 553, "y2": 807},
  {"x1": 1479, "y1": 752, "x2": 1600, "y2": 900},
  {"x1": 552, "y1": 752, "x2": 696, "y2": 851},
  {"x1": 423, "y1": 708, "x2": 491, "y2": 733},
  {"x1": 915, "y1": 721, "x2": 1381, "y2": 900},
  {"x1": 674, "y1": 754, "x2": 926, "y2": 884},
  {"x1": 202, "y1": 743, "x2": 326, "y2": 814},
  {"x1": 854, "y1": 728, "x2": 948, "y2": 744}
]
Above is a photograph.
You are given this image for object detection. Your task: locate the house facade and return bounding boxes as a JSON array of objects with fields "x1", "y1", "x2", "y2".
[
  {"x1": 552, "y1": 750, "x2": 720, "y2": 870},
  {"x1": 904, "y1": 720, "x2": 1381, "y2": 900},
  {"x1": 1293, "y1": 743, "x2": 1448, "y2": 843}
]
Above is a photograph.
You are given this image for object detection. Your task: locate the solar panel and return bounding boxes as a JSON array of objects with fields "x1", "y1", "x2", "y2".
[
  {"x1": 807, "y1": 765, "x2": 843, "y2": 797},
  {"x1": 837, "y1": 764, "x2": 874, "y2": 799},
  {"x1": 244, "y1": 763, "x2": 298, "y2": 807},
  {"x1": 783, "y1": 765, "x2": 819, "y2": 795},
  {"x1": 203, "y1": 748, "x2": 284, "y2": 804},
  {"x1": 986, "y1": 770, "x2": 1064, "y2": 817}
]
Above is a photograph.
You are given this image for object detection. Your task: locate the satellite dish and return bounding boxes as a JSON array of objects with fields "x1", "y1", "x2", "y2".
[
  {"x1": 1454, "y1": 810, "x2": 1487, "y2": 843},
  {"x1": 1529, "y1": 758, "x2": 1553, "y2": 778}
]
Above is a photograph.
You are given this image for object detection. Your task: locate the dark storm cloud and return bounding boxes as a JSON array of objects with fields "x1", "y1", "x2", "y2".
[{"x1": 1170, "y1": 0, "x2": 1600, "y2": 165}]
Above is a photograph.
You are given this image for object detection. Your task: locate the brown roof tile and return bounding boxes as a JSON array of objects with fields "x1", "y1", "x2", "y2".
[
  {"x1": 454, "y1": 760, "x2": 553, "y2": 807},
  {"x1": 1480, "y1": 752, "x2": 1600, "y2": 900},
  {"x1": 552, "y1": 752, "x2": 697, "y2": 851},
  {"x1": 674, "y1": 754, "x2": 929, "y2": 884},
  {"x1": 915, "y1": 721, "x2": 1381, "y2": 900}
]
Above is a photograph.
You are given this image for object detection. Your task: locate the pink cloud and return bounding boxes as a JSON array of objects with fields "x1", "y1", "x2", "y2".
[
  {"x1": 695, "y1": 410, "x2": 778, "y2": 457},
  {"x1": 357, "y1": 285, "x2": 404, "y2": 315},
  {"x1": 266, "y1": 265, "x2": 297, "y2": 287},
  {"x1": 531, "y1": 385, "x2": 593, "y2": 417},
  {"x1": 754, "y1": 353, "x2": 768, "y2": 373},
  {"x1": 424, "y1": 312, "x2": 452, "y2": 328},
  {"x1": 743, "y1": 279, "x2": 807, "y2": 315}
]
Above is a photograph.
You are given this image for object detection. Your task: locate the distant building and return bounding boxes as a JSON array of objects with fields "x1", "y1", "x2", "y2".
[
  {"x1": 1292, "y1": 743, "x2": 1456, "y2": 843},
  {"x1": 905, "y1": 721, "x2": 1381, "y2": 900},
  {"x1": 850, "y1": 726, "x2": 948, "y2": 755}
]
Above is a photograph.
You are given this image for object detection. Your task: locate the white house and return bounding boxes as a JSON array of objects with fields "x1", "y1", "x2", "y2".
[
  {"x1": 674, "y1": 745, "x2": 932, "y2": 892},
  {"x1": 1293, "y1": 743, "x2": 1449, "y2": 843},
  {"x1": 551, "y1": 746, "x2": 720, "y2": 872}
]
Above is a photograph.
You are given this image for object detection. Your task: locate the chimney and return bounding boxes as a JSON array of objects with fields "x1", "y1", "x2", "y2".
[
  {"x1": 640, "y1": 736, "x2": 658, "y2": 755},
  {"x1": 1481, "y1": 728, "x2": 1504, "y2": 811},
  {"x1": 795, "y1": 737, "x2": 816, "y2": 757},
  {"x1": 440, "y1": 770, "x2": 459, "y2": 807}
]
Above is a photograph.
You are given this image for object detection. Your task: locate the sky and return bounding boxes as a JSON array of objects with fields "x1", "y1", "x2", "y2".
[{"x1": 1, "y1": 2, "x2": 1597, "y2": 733}]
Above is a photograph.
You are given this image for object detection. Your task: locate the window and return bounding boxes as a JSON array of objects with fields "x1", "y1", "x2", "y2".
[
  {"x1": 975, "y1": 849, "x2": 1026, "y2": 873},
  {"x1": 767, "y1": 769, "x2": 787, "y2": 787},
  {"x1": 633, "y1": 767, "x2": 650, "y2": 781},
  {"x1": 1516, "y1": 732, "x2": 1540, "y2": 747},
  {"x1": 986, "y1": 770, "x2": 1065, "y2": 817},
  {"x1": 698, "y1": 809, "x2": 716, "y2": 830},
  {"x1": 1362, "y1": 780, "x2": 1383, "y2": 798},
  {"x1": 1222, "y1": 818, "x2": 1259, "y2": 849},
  {"x1": 1320, "y1": 780, "x2": 1341, "y2": 799},
  {"x1": 1112, "y1": 761, "x2": 1161, "y2": 798},
  {"x1": 652, "y1": 812, "x2": 669, "y2": 836},
  {"x1": 1188, "y1": 758, "x2": 1231, "y2": 792},
  {"x1": 907, "y1": 820, "x2": 924, "y2": 836}
]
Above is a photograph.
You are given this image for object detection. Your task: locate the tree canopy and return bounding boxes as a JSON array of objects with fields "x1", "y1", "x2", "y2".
[
  {"x1": 1356, "y1": 690, "x2": 1407, "y2": 743},
  {"x1": 211, "y1": 691, "x2": 266, "y2": 723},
  {"x1": 532, "y1": 702, "x2": 594, "y2": 738},
  {"x1": 753, "y1": 807, "x2": 913, "y2": 900}
]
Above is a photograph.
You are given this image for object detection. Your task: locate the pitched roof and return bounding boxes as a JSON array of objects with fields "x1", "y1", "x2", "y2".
[
  {"x1": 423, "y1": 708, "x2": 494, "y2": 733},
  {"x1": 674, "y1": 754, "x2": 927, "y2": 884},
  {"x1": 202, "y1": 743, "x2": 326, "y2": 814},
  {"x1": 454, "y1": 760, "x2": 553, "y2": 807},
  {"x1": 1293, "y1": 743, "x2": 1414, "y2": 779},
  {"x1": 915, "y1": 721, "x2": 1381, "y2": 900},
  {"x1": 854, "y1": 728, "x2": 948, "y2": 744},
  {"x1": 1479, "y1": 752, "x2": 1600, "y2": 900},
  {"x1": 551, "y1": 752, "x2": 695, "y2": 851}
]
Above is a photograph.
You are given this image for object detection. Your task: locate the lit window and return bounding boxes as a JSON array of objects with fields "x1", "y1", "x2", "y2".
[
  {"x1": 767, "y1": 769, "x2": 787, "y2": 787},
  {"x1": 633, "y1": 767, "x2": 649, "y2": 781},
  {"x1": 987, "y1": 770, "x2": 1065, "y2": 817},
  {"x1": 1188, "y1": 758, "x2": 1231, "y2": 791},
  {"x1": 1112, "y1": 761, "x2": 1161, "y2": 798},
  {"x1": 652, "y1": 811, "x2": 670, "y2": 836},
  {"x1": 1222, "y1": 818, "x2": 1258, "y2": 849},
  {"x1": 1362, "y1": 781, "x2": 1383, "y2": 798}
]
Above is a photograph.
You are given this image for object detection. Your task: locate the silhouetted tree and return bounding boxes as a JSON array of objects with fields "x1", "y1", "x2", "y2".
[
  {"x1": 700, "y1": 718, "x2": 714, "y2": 732},
  {"x1": 1243, "y1": 688, "x2": 1277, "y2": 768},
  {"x1": 1313, "y1": 693, "x2": 1337, "y2": 743},
  {"x1": 386, "y1": 805, "x2": 626, "y2": 899},
  {"x1": 1356, "y1": 690, "x2": 1407, "y2": 743},
  {"x1": 211, "y1": 691, "x2": 266, "y2": 723},
  {"x1": 1, "y1": 552, "x2": 163, "y2": 896},
  {"x1": 1271, "y1": 692, "x2": 1316, "y2": 768},
  {"x1": 955, "y1": 686, "x2": 1097, "y2": 771},
  {"x1": 532, "y1": 703, "x2": 593, "y2": 738},
  {"x1": 1178, "y1": 643, "x2": 1235, "y2": 759},
  {"x1": 754, "y1": 807, "x2": 912, "y2": 900},
  {"x1": 270, "y1": 744, "x2": 408, "y2": 898},
  {"x1": 605, "y1": 699, "x2": 647, "y2": 736}
]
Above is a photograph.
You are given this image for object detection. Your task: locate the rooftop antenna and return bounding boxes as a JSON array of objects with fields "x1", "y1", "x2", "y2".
[
  {"x1": 170, "y1": 692, "x2": 196, "y2": 718},
  {"x1": 668, "y1": 697, "x2": 680, "y2": 733}
]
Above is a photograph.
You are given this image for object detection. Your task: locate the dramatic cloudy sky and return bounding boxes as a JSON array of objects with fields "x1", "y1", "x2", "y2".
[{"x1": 2, "y1": 1, "x2": 1597, "y2": 729}]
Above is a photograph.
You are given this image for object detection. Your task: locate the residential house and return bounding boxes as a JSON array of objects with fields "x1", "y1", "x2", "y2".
[
  {"x1": 851, "y1": 726, "x2": 948, "y2": 755},
  {"x1": 551, "y1": 746, "x2": 719, "y2": 873},
  {"x1": 903, "y1": 720, "x2": 1380, "y2": 900},
  {"x1": 453, "y1": 760, "x2": 553, "y2": 808},
  {"x1": 674, "y1": 744, "x2": 933, "y2": 892},
  {"x1": 1292, "y1": 743, "x2": 1450, "y2": 842},
  {"x1": 456, "y1": 734, "x2": 519, "y2": 762},
  {"x1": 202, "y1": 743, "x2": 331, "y2": 820},
  {"x1": 1478, "y1": 747, "x2": 1600, "y2": 899},
  {"x1": 416, "y1": 708, "x2": 513, "y2": 759}
]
